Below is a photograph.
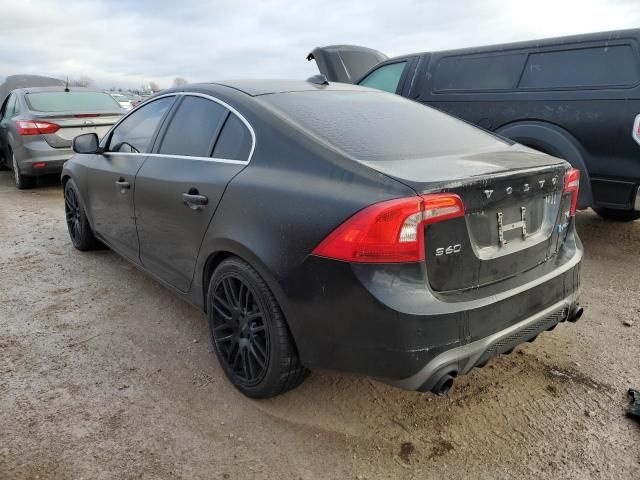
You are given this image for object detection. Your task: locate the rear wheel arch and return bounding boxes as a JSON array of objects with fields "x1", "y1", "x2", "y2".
[
  {"x1": 200, "y1": 245, "x2": 305, "y2": 356},
  {"x1": 495, "y1": 120, "x2": 593, "y2": 207}
]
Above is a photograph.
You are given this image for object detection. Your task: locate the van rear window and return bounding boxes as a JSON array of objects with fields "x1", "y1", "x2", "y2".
[
  {"x1": 519, "y1": 45, "x2": 640, "y2": 89},
  {"x1": 26, "y1": 91, "x2": 121, "y2": 112}
]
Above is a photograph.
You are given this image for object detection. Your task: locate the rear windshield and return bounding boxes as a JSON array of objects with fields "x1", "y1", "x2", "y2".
[
  {"x1": 26, "y1": 91, "x2": 121, "y2": 112},
  {"x1": 259, "y1": 90, "x2": 507, "y2": 161}
]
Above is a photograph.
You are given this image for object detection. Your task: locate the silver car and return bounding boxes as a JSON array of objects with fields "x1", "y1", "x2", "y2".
[{"x1": 0, "y1": 87, "x2": 124, "y2": 188}]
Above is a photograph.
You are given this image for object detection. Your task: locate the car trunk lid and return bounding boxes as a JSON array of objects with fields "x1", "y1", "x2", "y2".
[
  {"x1": 360, "y1": 147, "x2": 572, "y2": 292},
  {"x1": 30, "y1": 112, "x2": 122, "y2": 148}
]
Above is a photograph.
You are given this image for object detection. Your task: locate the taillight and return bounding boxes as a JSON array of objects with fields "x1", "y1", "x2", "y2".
[
  {"x1": 15, "y1": 120, "x2": 60, "y2": 135},
  {"x1": 633, "y1": 114, "x2": 640, "y2": 146},
  {"x1": 312, "y1": 193, "x2": 465, "y2": 263},
  {"x1": 563, "y1": 168, "x2": 580, "y2": 216}
]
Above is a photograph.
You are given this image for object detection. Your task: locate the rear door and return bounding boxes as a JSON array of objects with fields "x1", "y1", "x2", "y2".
[
  {"x1": 134, "y1": 93, "x2": 253, "y2": 292},
  {"x1": 85, "y1": 95, "x2": 175, "y2": 262}
]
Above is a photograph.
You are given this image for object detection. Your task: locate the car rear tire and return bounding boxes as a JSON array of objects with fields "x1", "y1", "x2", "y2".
[
  {"x1": 12, "y1": 151, "x2": 35, "y2": 189},
  {"x1": 64, "y1": 180, "x2": 100, "y2": 251},
  {"x1": 207, "y1": 257, "x2": 309, "y2": 398},
  {"x1": 593, "y1": 207, "x2": 640, "y2": 222}
]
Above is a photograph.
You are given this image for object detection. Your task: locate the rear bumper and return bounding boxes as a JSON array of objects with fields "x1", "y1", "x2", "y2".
[
  {"x1": 387, "y1": 297, "x2": 578, "y2": 391},
  {"x1": 287, "y1": 228, "x2": 582, "y2": 386},
  {"x1": 14, "y1": 140, "x2": 72, "y2": 176}
]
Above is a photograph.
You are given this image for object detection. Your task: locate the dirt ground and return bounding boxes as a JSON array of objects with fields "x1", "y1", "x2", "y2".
[{"x1": 0, "y1": 170, "x2": 639, "y2": 480}]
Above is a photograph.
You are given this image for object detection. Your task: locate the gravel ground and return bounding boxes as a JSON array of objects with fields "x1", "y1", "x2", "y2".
[{"x1": 0, "y1": 171, "x2": 639, "y2": 480}]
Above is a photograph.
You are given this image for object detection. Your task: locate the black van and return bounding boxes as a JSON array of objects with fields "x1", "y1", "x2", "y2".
[{"x1": 309, "y1": 29, "x2": 640, "y2": 221}]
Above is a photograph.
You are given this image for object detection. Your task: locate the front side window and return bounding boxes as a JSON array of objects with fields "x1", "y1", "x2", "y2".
[
  {"x1": 358, "y1": 62, "x2": 407, "y2": 93},
  {"x1": 158, "y1": 96, "x2": 228, "y2": 157},
  {"x1": 108, "y1": 96, "x2": 174, "y2": 153}
]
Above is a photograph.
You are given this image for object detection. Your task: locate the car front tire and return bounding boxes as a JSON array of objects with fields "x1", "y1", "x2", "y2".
[
  {"x1": 12, "y1": 151, "x2": 35, "y2": 189},
  {"x1": 64, "y1": 180, "x2": 99, "y2": 251},
  {"x1": 207, "y1": 257, "x2": 309, "y2": 398},
  {"x1": 593, "y1": 207, "x2": 640, "y2": 222}
]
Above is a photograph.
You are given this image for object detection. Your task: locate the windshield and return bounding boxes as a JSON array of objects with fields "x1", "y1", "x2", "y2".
[
  {"x1": 26, "y1": 91, "x2": 122, "y2": 112},
  {"x1": 259, "y1": 90, "x2": 507, "y2": 162}
]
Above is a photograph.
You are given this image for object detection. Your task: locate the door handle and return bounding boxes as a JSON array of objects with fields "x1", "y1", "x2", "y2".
[
  {"x1": 182, "y1": 192, "x2": 208, "y2": 210},
  {"x1": 115, "y1": 178, "x2": 130, "y2": 192}
]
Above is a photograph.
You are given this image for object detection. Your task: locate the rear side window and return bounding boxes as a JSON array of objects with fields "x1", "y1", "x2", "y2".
[
  {"x1": 433, "y1": 53, "x2": 526, "y2": 91},
  {"x1": 359, "y1": 62, "x2": 407, "y2": 93},
  {"x1": 109, "y1": 96, "x2": 174, "y2": 153},
  {"x1": 212, "y1": 114, "x2": 252, "y2": 161},
  {"x1": 519, "y1": 45, "x2": 640, "y2": 89},
  {"x1": 25, "y1": 91, "x2": 121, "y2": 112},
  {"x1": 159, "y1": 96, "x2": 227, "y2": 157}
]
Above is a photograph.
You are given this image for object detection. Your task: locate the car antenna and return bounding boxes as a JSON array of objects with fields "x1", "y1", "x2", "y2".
[
  {"x1": 307, "y1": 74, "x2": 329, "y2": 86},
  {"x1": 64, "y1": 76, "x2": 70, "y2": 92}
]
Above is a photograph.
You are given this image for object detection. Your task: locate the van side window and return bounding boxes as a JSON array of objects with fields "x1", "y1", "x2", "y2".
[
  {"x1": 359, "y1": 62, "x2": 407, "y2": 93},
  {"x1": 433, "y1": 54, "x2": 526, "y2": 91},
  {"x1": 519, "y1": 45, "x2": 640, "y2": 89}
]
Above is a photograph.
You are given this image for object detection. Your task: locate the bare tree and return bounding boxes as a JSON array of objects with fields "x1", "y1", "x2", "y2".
[
  {"x1": 148, "y1": 81, "x2": 160, "y2": 92},
  {"x1": 68, "y1": 75, "x2": 95, "y2": 87},
  {"x1": 172, "y1": 77, "x2": 189, "y2": 86}
]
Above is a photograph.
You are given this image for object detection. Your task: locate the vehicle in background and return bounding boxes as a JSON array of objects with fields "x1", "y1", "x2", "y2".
[
  {"x1": 62, "y1": 80, "x2": 582, "y2": 398},
  {"x1": 309, "y1": 28, "x2": 640, "y2": 221},
  {"x1": 109, "y1": 93, "x2": 133, "y2": 110},
  {"x1": 0, "y1": 74, "x2": 65, "y2": 106},
  {"x1": 127, "y1": 93, "x2": 143, "y2": 107},
  {"x1": 0, "y1": 87, "x2": 124, "y2": 188}
]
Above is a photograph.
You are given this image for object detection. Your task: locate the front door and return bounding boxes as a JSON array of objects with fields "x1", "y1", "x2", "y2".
[
  {"x1": 85, "y1": 96, "x2": 175, "y2": 262},
  {"x1": 134, "y1": 94, "x2": 253, "y2": 291}
]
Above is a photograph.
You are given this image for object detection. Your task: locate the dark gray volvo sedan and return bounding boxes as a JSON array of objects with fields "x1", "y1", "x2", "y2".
[{"x1": 62, "y1": 80, "x2": 583, "y2": 398}]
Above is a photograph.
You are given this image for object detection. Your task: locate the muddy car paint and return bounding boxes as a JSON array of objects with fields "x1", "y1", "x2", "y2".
[{"x1": 62, "y1": 80, "x2": 582, "y2": 394}]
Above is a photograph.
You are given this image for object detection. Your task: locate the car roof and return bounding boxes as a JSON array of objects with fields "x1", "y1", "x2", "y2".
[
  {"x1": 204, "y1": 79, "x2": 375, "y2": 97},
  {"x1": 400, "y1": 28, "x2": 640, "y2": 59}
]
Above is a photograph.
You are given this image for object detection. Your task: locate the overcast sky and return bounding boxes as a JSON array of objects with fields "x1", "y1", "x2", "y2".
[{"x1": 1, "y1": 0, "x2": 639, "y2": 89}]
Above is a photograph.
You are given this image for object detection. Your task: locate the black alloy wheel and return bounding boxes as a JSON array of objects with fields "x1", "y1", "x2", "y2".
[
  {"x1": 211, "y1": 272, "x2": 270, "y2": 386},
  {"x1": 65, "y1": 186, "x2": 83, "y2": 245},
  {"x1": 64, "y1": 180, "x2": 99, "y2": 251},
  {"x1": 208, "y1": 257, "x2": 309, "y2": 398}
]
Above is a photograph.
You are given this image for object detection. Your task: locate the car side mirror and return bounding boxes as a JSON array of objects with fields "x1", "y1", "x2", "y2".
[{"x1": 73, "y1": 133, "x2": 102, "y2": 154}]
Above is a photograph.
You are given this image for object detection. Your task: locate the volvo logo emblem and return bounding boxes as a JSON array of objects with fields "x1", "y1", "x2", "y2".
[{"x1": 484, "y1": 189, "x2": 494, "y2": 199}]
